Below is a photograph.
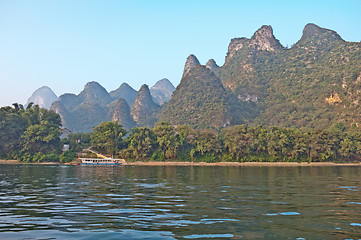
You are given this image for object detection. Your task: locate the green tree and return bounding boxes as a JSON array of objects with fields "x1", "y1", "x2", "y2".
[
  {"x1": 123, "y1": 127, "x2": 157, "y2": 160},
  {"x1": 90, "y1": 121, "x2": 127, "y2": 158},
  {"x1": 192, "y1": 129, "x2": 221, "y2": 162},
  {"x1": 20, "y1": 107, "x2": 62, "y2": 162},
  {"x1": 308, "y1": 129, "x2": 339, "y2": 162},
  {"x1": 0, "y1": 105, "x2": 28, "y2": 158},
  {"x1": 153, "y1": 122, "x2": 180, "y2": 160},
  {"x1": 222, "y1": 125, "x2": 251, "y2": 161},
  {"x1": 67, "y1": 132, "x2": 91, "y2": 152}
]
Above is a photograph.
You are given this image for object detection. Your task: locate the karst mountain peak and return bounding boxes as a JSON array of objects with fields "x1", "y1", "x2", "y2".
[{"x1": 26, "y1": 23, "x2": 361, "y2": 132}]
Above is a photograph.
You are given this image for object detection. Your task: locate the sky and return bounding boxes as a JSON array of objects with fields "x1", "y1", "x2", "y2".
[{"x1": 0, "y1": 0, "x2": 360, "y2": 107}]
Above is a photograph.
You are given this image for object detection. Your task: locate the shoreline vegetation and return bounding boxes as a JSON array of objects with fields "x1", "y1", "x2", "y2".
[
  {"x1": 1, "y1": 104, "x2": 361, "y2": 164},
  {"x1": 1, "y1": 159, "x2": 360, "y2": 167}
]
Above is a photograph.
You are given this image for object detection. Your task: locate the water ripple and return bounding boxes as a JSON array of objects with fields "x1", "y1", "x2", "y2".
[{"x1": 0, "y1": 165, "x2": 360, "y2": 239}]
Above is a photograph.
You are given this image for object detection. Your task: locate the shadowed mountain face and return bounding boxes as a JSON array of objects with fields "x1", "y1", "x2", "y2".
[
  {"x1": 109, "y1": 83, "x2": 138, "y2": 106},
  {"x1": 131, "y1": 84, "x2": 161, "y2": 127},
  {"x1": 108, "y1": 98, "x2": 136, "y2": 129},
  {"x1": 160, "y1": 64, "x2": 231, "y2": 129},
  {"x1": 51, "y1": 81, "x2": 164, "y2": 132},
  {"x1": 26, "y1": 86, "x2": 58, "y2": 110},
  {"x1": 150, "y1": 78, "x2": 175, "y2": 105},
  {"x1": 51, "y1": 81, "x2": 135, "y2": 132}
]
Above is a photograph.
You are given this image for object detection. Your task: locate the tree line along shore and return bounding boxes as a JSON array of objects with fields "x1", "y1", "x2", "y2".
[
  {"x1": 1, "y1": 160, "x2": 360, "y2": 167},
  {"x1": 1, "y1": 103, "x2": 361, "y2": 164}
]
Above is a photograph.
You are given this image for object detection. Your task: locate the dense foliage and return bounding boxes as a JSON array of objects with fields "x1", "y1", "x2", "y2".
[
  {"x1": 1, "y1": 106, "x2": 360, "y2": 163},
  {"x1": 0, "y1": 103, "x2": 62, "y2": 162},
  {"x1": 90, "y1": 121, "x2": 127, "y2": 158},
  {"x1": 85, "y1": 121, "x2": 361, "y2": 163}
]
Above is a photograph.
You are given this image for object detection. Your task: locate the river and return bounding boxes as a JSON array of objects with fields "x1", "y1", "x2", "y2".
[{"x1": 0, "y1": 165, "x2": 360, "y2": 239}]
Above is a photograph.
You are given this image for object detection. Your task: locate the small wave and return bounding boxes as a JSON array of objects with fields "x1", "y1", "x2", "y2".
[
  {"x1": 350, "y1": 223, "x2": 361, "y2": 227},
  {"x1": 184, "y1": 234, "x2": 234, "y2": 239},
  {"x1": 339, "y1": 186, "x2": 359, "y2": 191},
  {"x1": 271, "y1": 201, "x2": 289, "y2": 205},
  {"x1": 266, "y1": 212, "x2": 300, "y2": 216},
  {"x1": 280, "y1": 212, "x2": 300, "y2": 216}
]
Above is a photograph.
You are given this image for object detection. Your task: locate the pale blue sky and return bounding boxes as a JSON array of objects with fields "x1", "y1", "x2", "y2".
[{"x1": 0, "y1": 0, "x2": 360, "y2": 107}]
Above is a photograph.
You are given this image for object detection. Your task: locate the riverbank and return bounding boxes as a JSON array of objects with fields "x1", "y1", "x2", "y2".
[
  {"x1": 0, "y1": 160, "x2": 60, "y2": 165},
  {"x1": 1, "y1": 159, "x2": 361, "y2": 167},
  {"x1": 123, "y1": 161, "x2": 361, "y2": 167}
]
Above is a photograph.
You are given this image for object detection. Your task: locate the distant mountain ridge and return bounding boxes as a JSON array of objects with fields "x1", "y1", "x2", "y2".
[
  {"x1": 109, "y1": 83, "x2": 138, "y2": 106},
  {"x1": 48, "y1": 79, "x2": 174, "y2": 132},
  {"x1": 27, "y1": 23, "x2": 361, "y2": 132}
]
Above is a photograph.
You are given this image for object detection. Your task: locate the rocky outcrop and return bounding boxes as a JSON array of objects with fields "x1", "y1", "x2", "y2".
[
  {"x1": 249, "y1": 25, "x2": 284, "y2": 52},
  {"x1": 50, "y1": 101, "x2": 67, "y2": 125},
  {"x1": 237, "y1": 93, "x2": 259, "y2": 103},
  {"x1": 108, "y1": 98, "x2": 136, "y2": 128},
  {"x1": 26, "y1": 86, "x2": 58, "y2": 110},
  {"x1": 225, "y1": 38, "x2": 249, "y2": 64},
  {"x1": 109, "y1": 83, "x2": 138, "y2": 106},
  {"x1": 182, "y1": 54, "x2": 200, "y2": 78},
  {"x1": 205, "y1": 59, "x2": 219, "y2": 72},
  {"x1": 150, "y1": 78, "x2": 175, "y2": 105},
  {"x1": 131, "y1": 84, "x2": 161, "y2": 127},
  {"x1": 224, "y1": 25, "x2": 283, "y2": 65}
]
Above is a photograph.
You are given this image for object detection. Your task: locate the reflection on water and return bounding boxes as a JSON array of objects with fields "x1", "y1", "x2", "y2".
[{"x1": 0, "y1": 165, "x2": 360, "y2": 239}]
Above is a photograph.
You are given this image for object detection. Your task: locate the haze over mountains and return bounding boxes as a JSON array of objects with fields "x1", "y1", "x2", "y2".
[
  {"x1": 25, "y1": 23, "x2": 361, "y2": 132},
  {"x1": 25, "y1": 86, "x2": 58, "y2": 110},
  {"x1": 26, "y1": 79, "x2": 174, "y2": 132}
]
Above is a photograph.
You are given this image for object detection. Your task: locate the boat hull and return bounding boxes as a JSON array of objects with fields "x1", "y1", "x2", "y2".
[{"x1": 81, "y1": 163, "x2": 122, "y2": 166}]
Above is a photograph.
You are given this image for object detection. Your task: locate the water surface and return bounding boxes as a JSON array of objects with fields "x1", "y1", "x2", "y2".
[{"x1": 0, "y1": 165, "x2": 360, "y2": 239}]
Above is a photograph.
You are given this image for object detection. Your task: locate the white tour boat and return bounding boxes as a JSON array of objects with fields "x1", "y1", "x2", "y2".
[{"x1": 80, "y1": 158, "x2": 123, "y2": 166}]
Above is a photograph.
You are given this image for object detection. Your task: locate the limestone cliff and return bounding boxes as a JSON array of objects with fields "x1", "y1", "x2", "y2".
[
  {"x1": 249, "y1": 25, "x2": 284, "y2": 52},
  {"x1": 182, "y1": 54, "x2": 200, "y2": 78},
  {"x1": 26, "y1": 86, "x2": 58, "y2": 110},
  {"x1": 131, "y1": 84, "x2": 161, "y2": 127},
  {"x1": 150, "y1": 78, "x2": 175, "y2": 105},
  {"x1": 205, "y1": 59, "x2": 219, "y2": 72},
  {"x1": 108, "y1": 98, "x2": 136, "y2": 128}
]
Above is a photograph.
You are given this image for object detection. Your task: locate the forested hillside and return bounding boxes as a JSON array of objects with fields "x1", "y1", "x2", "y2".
[
  {"x1": 163, "y1": 24, "x2": 361, "y2": 130},
  {"x1": 160, "y1": 64, "x2": 231, "y2": 129}
]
